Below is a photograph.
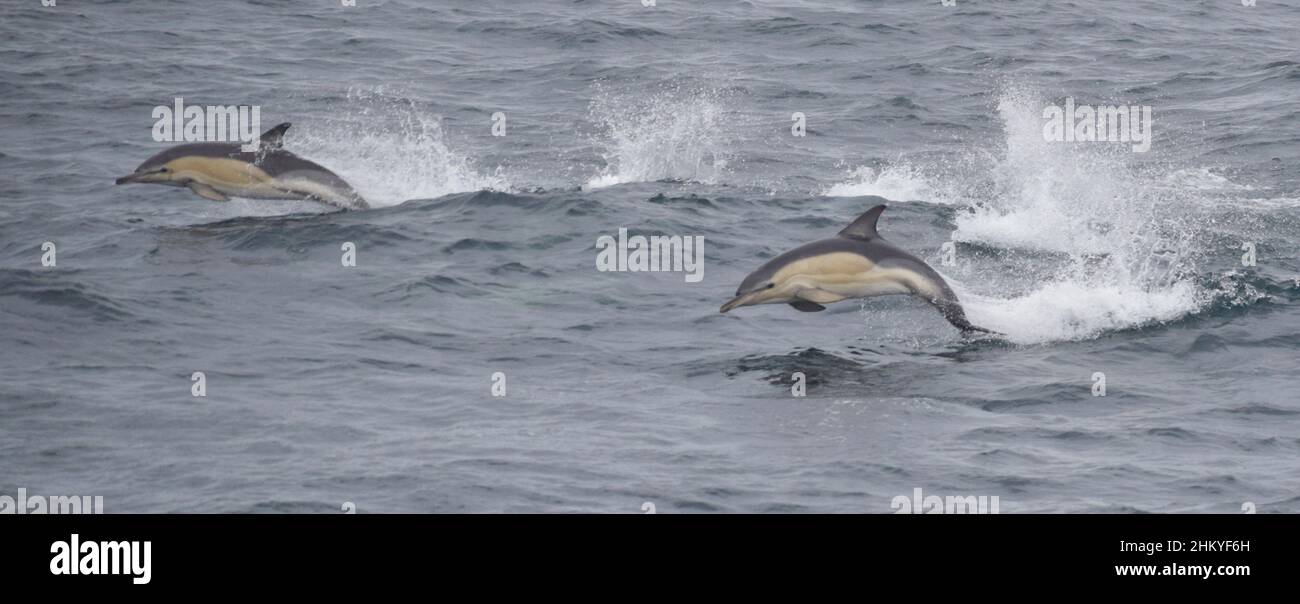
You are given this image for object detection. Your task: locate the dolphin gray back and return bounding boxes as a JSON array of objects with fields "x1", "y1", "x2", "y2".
[{"x1": 134, "y1": 142, "x2": 243, "y2": 170}]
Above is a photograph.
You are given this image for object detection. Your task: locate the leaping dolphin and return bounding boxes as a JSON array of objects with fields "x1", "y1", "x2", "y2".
[
  {"x1": 719, "y1": 204, "x2": 995, "y2": 335},
  {"x1": 115, "y1": 122, "x2": 369, "y2": 211}
]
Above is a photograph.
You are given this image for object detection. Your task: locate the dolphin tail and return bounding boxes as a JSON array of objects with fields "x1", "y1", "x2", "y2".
[
  {"x1": 947, "y1": 312, "x2": 1002, "y2": 337},
  {"x1": 959, "y1": 323, "x2": 1000, "y2": 336},
  {"x1": 932, "y1": 295, "x2": 1001, "y2": 337}
]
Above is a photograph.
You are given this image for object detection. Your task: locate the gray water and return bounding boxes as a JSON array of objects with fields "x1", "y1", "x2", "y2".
[{"x1": 2, "y1": 0, "x2": 1298, "y2": 513}]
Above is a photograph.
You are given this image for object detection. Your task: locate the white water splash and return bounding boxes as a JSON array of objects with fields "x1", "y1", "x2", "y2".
[
  {"x1": 822, "y1": 164, "x2": 953, "y2": 203},
  {"x1": 937, "y1": 86, "x2": 1211, "y2": 343},
  {"x1": 958, "y1": 281, "x2": 1202, "y2": 344},
  {"x1": 294, "y1": 88, "x2": 509, "y2": 207},
  {"x1": 1158, "y1": 167, "x2": 1254, "y2": 193},
  {"x1": 582, "y1": 82, "x2": 730, "y2": 190}
]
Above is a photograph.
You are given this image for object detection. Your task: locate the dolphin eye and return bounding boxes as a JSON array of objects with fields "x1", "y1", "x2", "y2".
[
  {"x1": 158, "y1": 167, "x2": 169, "y2": 173},
  {"x1": 765, "y1": 283, "x2": 775, "y2": 289}
]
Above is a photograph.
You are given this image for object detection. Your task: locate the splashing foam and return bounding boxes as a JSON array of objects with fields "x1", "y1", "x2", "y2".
[
  {"x1": 960, "y1": 282, "x2": 1200, "y2": 343},
  {"x1": 1159, "y1": 167, "x2": 1254, "y2": 193},
  {"x1": 292, "y1": 89, "x2": 508, "y2": 208},
  {"x1": 823, "y1": 165, "x2": 952, "y2": 203},
  {"x1": 942, "y1": 87, "x2": 1210, "y2": 344},
  {"x1": 582, "y1": 83, "x2": 729, "y2": 190}
]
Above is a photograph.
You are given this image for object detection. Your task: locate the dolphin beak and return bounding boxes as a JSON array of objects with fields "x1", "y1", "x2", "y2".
[
  {"x1": 115, "y1": 173, "x2": 140, "y2": 185},
  {"x1": 719, "y1": 293, "x2": 752, "y2": 314}
]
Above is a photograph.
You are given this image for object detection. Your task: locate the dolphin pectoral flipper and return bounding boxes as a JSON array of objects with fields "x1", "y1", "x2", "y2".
[
  {"x1": 188, "y1": 182, "x2": 230, "y2": 201},
  {"x1": 789, "y1": 301, "x2": 826, "y2": 312}
]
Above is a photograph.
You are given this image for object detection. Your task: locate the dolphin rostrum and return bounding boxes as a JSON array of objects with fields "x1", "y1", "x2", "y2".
[
  {"x1": 115, "y1": 122, "x2": 369, "y2": 211},
  {"x1": 719, "y1": 204, "x2": 995, "y2": 335}
]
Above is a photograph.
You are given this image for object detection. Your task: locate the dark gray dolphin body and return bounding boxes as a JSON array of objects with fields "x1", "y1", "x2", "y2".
[
  {"x1": 115, "y1": 122, "x2": 368, "y2": 211},
  {"x1": 720, "y1": 204, "x2": 995, "y2": 334}
]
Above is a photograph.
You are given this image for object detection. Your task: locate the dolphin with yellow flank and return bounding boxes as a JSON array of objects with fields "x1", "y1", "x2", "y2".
[
  {"x1": 115, "y1": 122, "x2": 368, "y2": 211},
  {"x1": 720, "y1": 204, "x2": 995, "y2": 335}
]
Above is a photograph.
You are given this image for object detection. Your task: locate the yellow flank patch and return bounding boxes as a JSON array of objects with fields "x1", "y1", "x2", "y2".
[
  {"x1": 797, "y1": 289, "x2": 846, "y2": 304},
  {"x1": 167, "y1": 157, "x2": 272, "y2": 187},
  {"x1": 772, "y1": 252, "x2": 875, "y2": 284}
]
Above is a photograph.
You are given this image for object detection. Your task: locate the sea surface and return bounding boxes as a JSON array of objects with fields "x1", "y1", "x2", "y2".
[{"x1": 2, "y1": 0, "x2": 1298, "y2": 512}]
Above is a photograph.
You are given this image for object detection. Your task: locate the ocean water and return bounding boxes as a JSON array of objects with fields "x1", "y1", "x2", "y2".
[{"x1": 1, "y1": 0, "x2": 1298, "y2": 513}]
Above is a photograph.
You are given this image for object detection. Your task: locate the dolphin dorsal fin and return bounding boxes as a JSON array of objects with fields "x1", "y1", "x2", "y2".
[
  {"x1": 259, "y1": 122, "x2": 291, "y2": 149},
  {"x1": 837, "y1": 204, "x2": 887, "y2": 240}
]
